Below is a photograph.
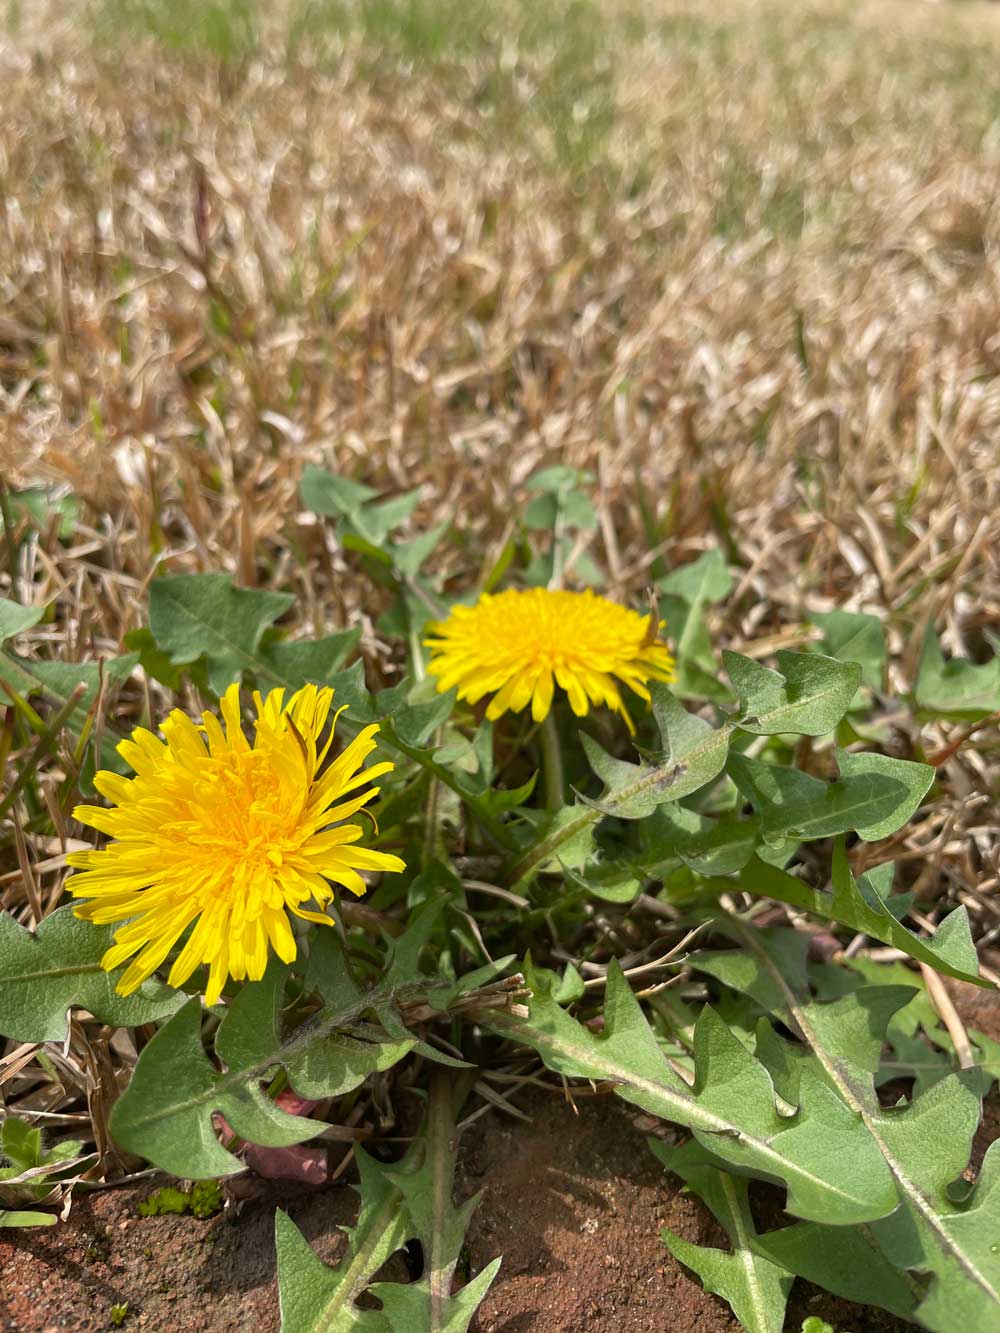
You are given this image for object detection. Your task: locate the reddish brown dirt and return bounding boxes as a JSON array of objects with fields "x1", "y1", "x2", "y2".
[
  {"x1": 0, "y1": 1178, "x2": 392, "y2": 1333},
  {"x1": 461, "y1": 1091, "x2": 908, "y2": 1333},
  {"x1": 1, "y1": 1088, "x2": 916, "y2": 1333}
]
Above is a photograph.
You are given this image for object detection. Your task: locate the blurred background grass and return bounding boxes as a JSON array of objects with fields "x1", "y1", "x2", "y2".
[{"x1": 1, "y1": 0, "x2": 998, "y2": 658}]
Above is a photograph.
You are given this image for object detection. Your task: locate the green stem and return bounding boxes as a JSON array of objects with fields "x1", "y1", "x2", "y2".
[
  {"x1": 380, "y1": 719, "x2": 516, "y2": 852},
  {"x1": 540, "y1": 710, "x2": 565, "y2": 813}
]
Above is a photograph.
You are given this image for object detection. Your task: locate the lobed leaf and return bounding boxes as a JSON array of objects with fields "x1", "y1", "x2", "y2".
[
  {"x1": 580, "y1": 685, "x2": 732, "y2": 819},
  {"x1": 752, "y1": 1221, "x2": 918, "y2": 1320},
  {"x1": 733, "y1": 921, "x2": 1000, "y2": 1330},
  {"x1": 710, "y1": 846, "x2": 985, "y2": 987},
  {"x1": 810, "y1": 610, "x2": 885, "y2": 693},
  {"x1": 380, "y1": 1076, "x2": 501, "y2": 1332},
  {"x1": 0, "y1": 906, "x2": 185, "y2": 1043},
  {"x1": 511, "y1": 686, "x2": 732, "y2": 887},
  {"x1": 276, "y1": 1150, "x2": 405, "y2": 1333},
  {"x1": 301, "y1": 465, "x2": 423, "y2": 548},
  {"x1": 727, "y1": 748, "x2": 933, "y2": 843},
  {"x1": 654, "y1": 1139, "x2": 792, "y2": 1333},
  {"x1": 487, "y1": 963, "x2": 899, "y2": 1225},
  {"x1": 276, "y1": 1078, "x2": 499, "y2": 1333},
  {"x1": 724, "y1": 649, "x2": 861, "y2": 735},
  {"x1": 110, "y1": 963, "x2": 414, "y2": 1178},
  {"x1": 872, "y1": 1138, "x2": 1000, "y2": 1331},
  {"x1": 148, "y1": 573, "x2": 294, "y2": 695}
]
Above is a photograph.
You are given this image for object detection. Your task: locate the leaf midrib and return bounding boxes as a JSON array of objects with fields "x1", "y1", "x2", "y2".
[
  {"x1": 490, "y1": 1013, "x2": 880, "y2": 1212},
  {"x1": 753, "y1": 675, "x2": 853, "y2": 729},
  {"x1": 718, "y1": 1170, "x2": 771, "y2": 1332},
  {"x1": 733, "y1": 918, "x2": 1000, "y2": 1311},
  {"x1": 0, "y1": 960, "x2": 104, "y2": 985},
  {"x1": 510, "y1": 722, "x2": 732, "y2": 886},
  {"x1": 119, "y1": 988, "x2": 397, "y2": 1132},
  {"x1": 158, "y1": 583, "x2": 289, "y2": 686},
  {"x1": 315, "y1": 1193, "x2": 408, "y2": 1330}
]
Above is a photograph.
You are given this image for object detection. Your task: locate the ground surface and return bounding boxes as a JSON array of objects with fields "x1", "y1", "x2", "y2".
[
  {"x1": 1, "y1": 1088, "x2": 919, "y2": 1333},
  {"x1": 10, "y1": 972, "x2": 1000, "y2": 1333}
]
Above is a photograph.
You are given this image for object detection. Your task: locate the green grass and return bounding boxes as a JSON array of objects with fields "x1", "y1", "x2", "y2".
[
  {"x1": 94, "y1": 0, "x2": 258, "y2": 61},
  {"x1": 288, "y1": 0, "x2": 619, "y2": 172}
]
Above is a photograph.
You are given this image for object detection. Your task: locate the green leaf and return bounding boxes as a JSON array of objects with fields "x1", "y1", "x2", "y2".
[
  {"x1": 690, "y1": 929, "x2": 812, "y2": 1016},
  {"x1": 1, "y1": 1114, "x2": 42, "y2": 1167},
  {"x1": 394, "y1": 521, "x2": 450, "y2": 578},
  {"x1": 275, "y1": 1150, "x2": 405, "y2": 1332},
  {"x1": 110, "y1": 965, "x2": 415, "y2": 1178},
  {"x1": 752, "y1": 1221, "x2": 918, "y2": 1320},
  {"x1": 374, "y1": 1264, "x2": 501, "y2": 1333},
  {"x1": 276, "y1": 1083, "x2": 500, "y2": 1333},
  {"x1": 639, "y1": 805, "x2": 761, "y2": 877},
  {"x1": 0, "y1": 906, "x2": 185, "y2": 1043},
  {"x1": 512, "y1": 686, "x2": 731, "y2": 887},
  {"x1": 713, "y1": 846, "x2": 985, "y2": 987},
  {"x1": 300, "y1": 465, "x2": 423, "y2": 547},
  {"x1": 381, "y1": 678, "x2": 456, "y2": 749},
  {"x1": 148, "y1": 573, "x2": 294, "y2": 694},
  {"x1": 145, "y1": 573, "x2": 360, "y2": 698},
  {"x1": 654, "y1": 1140, "x2": 792, "y2": 1333},
  {"x1": 727, "y1": 919, "x2": 1000, "y2": 1330},
  {"x1": 0, "y1": 648, "x2": 138, "y2": 770},
  {"x1": 300, "y1": 465, "x2": 378, "y2": 515},
  {"x1": 810, "y1": 610, "x2": 885, "y2": 693},
  {"x1": 487, "y1": 963, "x2": 898, "y2": 1225},
  {"x1": 379, "y1": 714, "x2": 516, "y2": 851},
  {"x1": 915, "y1": 629, "x2": 1000, "y2": 720},
  {"x1": 873, "y1": 1137, "x2": 1000, "y2": 1330},
  {"x1": 581, "y1": 686, "x2": 732, "y2": 819},
  {"x1": 0, "y1": 1209, "x2": 58, "y2": 1228},
  {"x1": 727, "y1": 749, "x2": 933, "y2": 843},
  {"x1": 0, "y1": 1112, "x2": 90, "y2": 1204},
  {"x1": 0, "y1": 598, "x2": 43, "y2": 642},
  {"x1": 123, "y1": 627, "x2": 187, "y2": 691},
  {"x1": 522, "y1": 466, "x2": 597, "y2": 533},
  {"x1": 658, "y1": 551, "x2": 733, "y2": 703},
  {"x1": 1, "y1": 488, "x2": 79, "y2": 539},
  {"x1": 260, "y1": 628, "x2": 362, "y2": 689},
  {"x1": 724, "y1": 649, "x2": 861, "y2": 735},
  {"x1": 659, "y1": 548, "x2": 733, "y2": 605},
  {"x1": 525, "y1": 464, "x2": 593, "y2": 495},
  {"x1": 836, "y1": 748, "x2": 936, "y2": 838},
  {"x1": 563, "y1": 863, "x2": 642, "y2": 903}
]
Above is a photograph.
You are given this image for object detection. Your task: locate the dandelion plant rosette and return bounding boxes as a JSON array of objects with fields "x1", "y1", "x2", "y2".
[
  {"x1": 67, "y1": 682, "x2": 405, "y2": 1006},
  {"x1": 424, "y1": 587, "x2": 674, "y2": 731}
]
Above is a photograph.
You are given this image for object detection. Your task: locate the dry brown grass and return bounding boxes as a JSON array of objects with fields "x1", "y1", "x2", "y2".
[{"x1": 2, "y1": 0, "x2": 1000, "y2": 1180}]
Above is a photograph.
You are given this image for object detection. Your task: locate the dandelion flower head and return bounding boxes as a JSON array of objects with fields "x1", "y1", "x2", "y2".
[
  {"x1": 424, "y1": 587, "x2": 674, "y2": 731},
  {"x1": 68, "y1": 683, "x2": 404, "y2": 1006}
]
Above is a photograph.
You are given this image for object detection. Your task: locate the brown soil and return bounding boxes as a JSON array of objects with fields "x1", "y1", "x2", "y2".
[{"x1": 1, "y1": 1087, "x2": 918, "y2": 1333}]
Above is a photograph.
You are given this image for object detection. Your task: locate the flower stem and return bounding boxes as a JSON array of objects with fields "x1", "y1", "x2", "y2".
[{"x1": 540, "y1": 711, "x2": 565, "y2": 813}]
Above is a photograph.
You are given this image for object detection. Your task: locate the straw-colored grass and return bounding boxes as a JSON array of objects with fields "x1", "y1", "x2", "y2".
[{"x1": 2, "y1": 0, "x2": 1000, "y2": 1180}]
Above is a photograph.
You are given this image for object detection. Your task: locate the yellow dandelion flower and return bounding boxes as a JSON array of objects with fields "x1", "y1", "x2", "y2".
[
  {"x1": 424, "y1": 587, "x2": 674, "y2": 732},
  {"x1": 67, "y1": 682, "x2": 405, "y2": 1006}
]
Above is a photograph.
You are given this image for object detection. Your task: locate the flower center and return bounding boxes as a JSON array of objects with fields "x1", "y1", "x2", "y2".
[{"x1": 167, "y1": 748, "x2": 308, "y2": 884}]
